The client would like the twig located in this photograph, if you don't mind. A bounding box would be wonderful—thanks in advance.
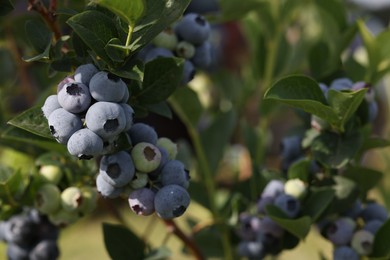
[163,219,205,260]
[27,0,61,41]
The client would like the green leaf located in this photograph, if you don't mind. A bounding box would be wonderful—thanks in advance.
[136,57,184,104]
[0,0,13,16]
[129,0,191,53]
[311,131,362,168]
[144,246,171,260]
[361,137,390,151]
[287,158,311,182]
[23,20,52,62]
[169,87,203,127]
[327,88,367,131]
[266,205,311,240]
[219,0,263,21]
[105,38,127,62]
[264,75,339,126]
[371,219,390,258]
[7,106,52,139]
[301,188,335,222]
[192,224,224,258]
[95,0,144,25]
[145,102,173,119]
[343,166,383,195]
[67,10,118,65]
[102,223,145,260]
[200,110,237,173]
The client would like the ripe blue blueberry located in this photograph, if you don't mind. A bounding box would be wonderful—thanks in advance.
[329,78,353,91]
[191,42,212,69]
[131,142,162,173]
[29,239,60,260]
[74,63,98,85]
[181,60,196,85]
[280,135,302,161]
[259,216,284,238]
[341,200,362,219]
[89,71,128,102]
[360,202,388,222]
[85,101,127,139]
[363,219,384,235]
[96,173,123,199]
[368,100,378,122]
[237,241,264,259]
[174,13,210,45]
[273,193,301,218]
[41,95,61,119]
[261,180,285,199]
[325,217,356,246]
[148,147,170,180]
[160,160,190,188]
[154,184,190,219]
[57,76,75,93]
[128,122,158,145]
[144,47,174,63]
[67,128,104,159]
[121,103,134,131]
[236,213,261,241]
[128,188,156,216]
[333,246,359,260]
[257,196,274,214]
[100,151,135,187]
[48,108,83,144]
[57,82,91,113]
[7,243,30,260]
[351,229,374,255]
[3,215,35,246]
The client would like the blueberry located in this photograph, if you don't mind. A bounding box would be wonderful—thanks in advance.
[352,81,375,102]
[174,13,210,45]
[341,200,362,219]
[148,147,170,180]
[48,108,83,144]
[85,101,127,139]
[79,186,98,215]
[280,135,302,162]
[129,172,149,189]
[256,196,274,214]
[181,60,196,85]
[261,180,285,199]
[259,216,284,239]
[57,76,75,93]
[128,122,158,145]
[100,151,135,187]
[157,137,178,160]
[131,142,162,173]
[284,178,307,199]
[143,47,174,63]
[35,183,61,215]
[160,160,190,188]
[237,241,264,259]
[191,42,212,69]
[329,78,354,91]
[96,173,123,199]
[333,246,359,260]
[89,71,127,102]
[176,41,196,59]
[351,229,374,255]
[0,221,7,241]
[154,184,190,219]
[360,202,388,222]
[236,213,261,241]
[7,242,30,260]
[60,187,83,212]
[48,208,79,227]
[319,83,329,95]
[120,103,134,131]
[38,165,63,185]
[368,100,378,122]
[41,95,61,119]
[128,188,156,216]
[4,215,35,246]
[363,219,384,235]
[273,193,300,218]
[152,29,178,50]
[120,85,130,103]
[67,128,104,159]
[57,82,91,113]
[29,239,60,260]
[74,63,98,85]
[325,217,356,246]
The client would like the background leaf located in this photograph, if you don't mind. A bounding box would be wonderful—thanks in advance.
[371,219,390,258]
[0,0,13,16]
[95,0,145,25]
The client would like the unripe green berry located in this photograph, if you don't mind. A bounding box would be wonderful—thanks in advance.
[131,142,162,173]
[39,165,63,185]
[152,29,178,50]
[79,186,97,215]
[35,183,61,214]
[176,41,196,59]
[61,187,83,212]
[284,179,307,199]
[157,137,178,160]
[129,172,149,189]
[48,208,79,227]
[351,230,374,255]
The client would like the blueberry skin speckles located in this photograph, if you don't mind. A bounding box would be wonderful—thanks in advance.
[74,63,99,85]
[67,128,104,159]
[160,160,190,188]
[89,71,127,102]
[48,108,83,144]
[41,95,61,119]
[57,82,92,113]
[154,184,190,219]
[128,188,156,216]
[85,101,127,139]
[174,13,210,45]
[99,151,135,187]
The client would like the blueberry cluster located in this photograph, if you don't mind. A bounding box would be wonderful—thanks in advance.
[0,209,60,260]
[33,157,97,227]
[138,12,213,85]
[96,123,191,220]
[319,200,389,259]
[41,63,133,159]
[236,179,307,259]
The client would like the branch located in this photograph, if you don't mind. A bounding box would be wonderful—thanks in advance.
[27,0,61,41]
[163,219,205,260]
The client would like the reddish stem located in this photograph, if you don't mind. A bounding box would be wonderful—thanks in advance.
[163,219,205,260]
[27,0,61,40]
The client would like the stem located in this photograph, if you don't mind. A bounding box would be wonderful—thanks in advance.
[125,24,134,56]
[163,220,205,260]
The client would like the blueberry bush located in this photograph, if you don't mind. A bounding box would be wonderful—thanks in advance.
[1,0,390,259]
